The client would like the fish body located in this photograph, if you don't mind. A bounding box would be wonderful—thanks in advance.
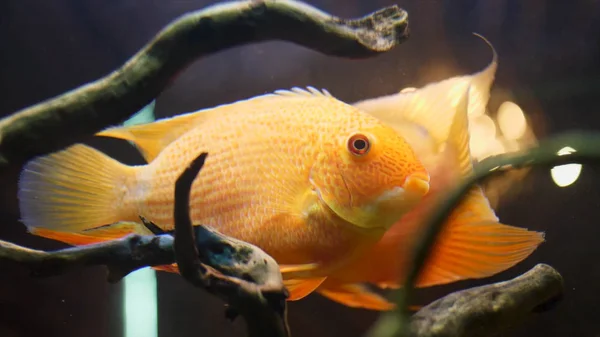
[18,88,431,300]
[17,39,545,309]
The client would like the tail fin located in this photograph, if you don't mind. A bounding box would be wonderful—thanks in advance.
[18,144,140,233]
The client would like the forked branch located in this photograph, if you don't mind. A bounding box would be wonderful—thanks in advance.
[173,153,290,337]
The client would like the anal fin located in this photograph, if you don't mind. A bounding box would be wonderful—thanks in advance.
[279,262,319,278]
[318,283,395,310]
[153,264,180,274]
[284,277,327,301]
[29,221,152,246]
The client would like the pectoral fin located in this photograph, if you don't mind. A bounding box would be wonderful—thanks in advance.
[96,110,211,162]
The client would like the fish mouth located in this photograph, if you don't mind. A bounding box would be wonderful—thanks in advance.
[402,172,431,197]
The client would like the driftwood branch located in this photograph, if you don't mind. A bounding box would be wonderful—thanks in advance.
[365,264,563,337]
[0,221,282,285]
[0,228,563,337]
[0,231,175,282]
[367,131,600,337]
[173,152,289,337]
[0,0,409,170]
[409,264,563,337]
[0,153,288,337]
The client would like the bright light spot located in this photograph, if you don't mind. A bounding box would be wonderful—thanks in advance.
[551,165,582,187]
[557,146,576,156]
[470,136,506,160]
[488,137,507,157]
[500,138,521,153]
[124,268,158,337]
[469,114,501,159]
[550,146,582,187]
[497,101,527,140]
[469,137,488,159]
[400,87,417,93]
[472,114,497,139]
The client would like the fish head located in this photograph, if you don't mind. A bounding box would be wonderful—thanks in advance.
[311,122,430,232]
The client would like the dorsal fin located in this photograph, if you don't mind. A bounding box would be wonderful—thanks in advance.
[97,86,336,162]
[273,86,333,98]
[123,100,156,127]
[445,85,474,178]
[96,110,211,162]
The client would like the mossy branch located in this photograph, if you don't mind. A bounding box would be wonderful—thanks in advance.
[367,131,598,337]
[0,0,409,170]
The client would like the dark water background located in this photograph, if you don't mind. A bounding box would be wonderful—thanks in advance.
[1,0,600,336]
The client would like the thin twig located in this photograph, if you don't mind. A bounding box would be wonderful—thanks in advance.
[173,152,290,337]
[367,130,600,337]
[0,0,409,170]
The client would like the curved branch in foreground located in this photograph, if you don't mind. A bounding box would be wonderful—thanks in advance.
[367,130,600,337]
[0,0,409,170]
[0,155,287,337]
[409,264,563,337]
[173,153,289,337]
[0,220,282,285]
[0,232,175,282]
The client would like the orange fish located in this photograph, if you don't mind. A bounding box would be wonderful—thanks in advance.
[17,87,431,300]
[311,43,545,310]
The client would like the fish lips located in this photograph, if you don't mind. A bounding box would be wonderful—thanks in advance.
[365,172,431,228]
[402,172,431,196]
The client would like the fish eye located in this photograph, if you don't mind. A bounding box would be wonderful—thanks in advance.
[347,133,370,156]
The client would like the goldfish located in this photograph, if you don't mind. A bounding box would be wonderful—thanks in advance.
[310,39,545,310]
[17,87,431,300]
